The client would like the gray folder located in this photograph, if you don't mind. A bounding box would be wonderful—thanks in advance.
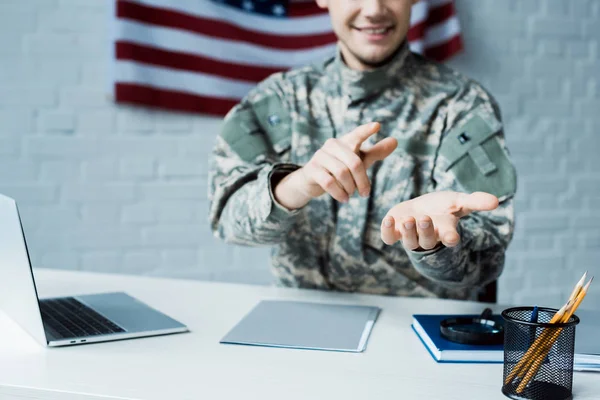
[220,300,381,352]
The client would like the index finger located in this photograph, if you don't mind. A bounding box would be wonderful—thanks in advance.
[341,122,380,153]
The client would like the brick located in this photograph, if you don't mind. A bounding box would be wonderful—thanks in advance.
[80,63,108,85]
[38,111,75,133]
[543,0,570,16]
[492,95,519,117]
[147,266,212,281]
[524,100,573,118]
[528,235,556,251]
[531,18,583,38]
[524,177,567,195]
[0,86,55,107]
[583,21,600,38]
[567,41,591,59]
[24,137,98,157]
[69,229,142,249]
[522,213,569,232]
[119,158,156,179]
[22,33,78,56]
[512,38,536,55]
[558,193,585,209]
[121,203,155,224]
[143,225,203,246]
[574,178,600,195]
[28,229,66,247]
[572,1,593,18]
[530,59,573,78]
[212,268,272,286]
[161,250,198,267]
[0,1,57,11]
[37,10,105,33]
[232,246,271,268]
[0,35,24,56]
[123,250,160,273]
[578,100,600,118]
[61,184,136,202]
[539,40,563,57]
[59,87,110,108]
[81,204,120,224]
[573,216,600,229]
[0,65,78,88]
[0,11,36,33]
[32,206,81,229]
[116,109,156,132]
[158,159,205,178]
[568,251,600,271]
[81,159,118,181]
[155,114,194,132]
[198,239,235,267]
[39,160,80,181]
[0,184,57,204]
[507,140,544,156]
[579,63,600,81]
[531,196,558,210]
[77,111,115,134]
[99,138,181,157]
[510,80,537,97]
[538,80,565,99]
[155,202,196,223]
[581,232,600,249]
[0,159,38,180]
[552,233,579,251]
[139,182,207,200]
[40,251,79,270]
[532,160,562,175]
[58,0,106,10]
[517,290,564,307]
[81,251,122,272]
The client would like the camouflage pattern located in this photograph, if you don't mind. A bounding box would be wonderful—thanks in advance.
[208,41,516,300]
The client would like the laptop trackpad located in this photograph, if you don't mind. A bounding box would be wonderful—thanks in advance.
[75,292,186,333]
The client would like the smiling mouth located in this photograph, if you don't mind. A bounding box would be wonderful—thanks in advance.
[354,27,394,35]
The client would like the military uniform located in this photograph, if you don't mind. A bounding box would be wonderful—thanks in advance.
[208,41,517,300]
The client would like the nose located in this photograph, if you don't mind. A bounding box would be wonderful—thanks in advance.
[361,0,386,17]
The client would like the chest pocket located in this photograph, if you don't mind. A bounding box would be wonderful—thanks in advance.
[219,95,292,163]
[438,112,517,201]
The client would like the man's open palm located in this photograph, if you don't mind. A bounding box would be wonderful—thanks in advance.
[380,191,499,250]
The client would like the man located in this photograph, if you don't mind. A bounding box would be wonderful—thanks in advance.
[208,0,517,300]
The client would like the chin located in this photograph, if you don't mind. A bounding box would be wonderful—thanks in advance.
[357,49,398,67]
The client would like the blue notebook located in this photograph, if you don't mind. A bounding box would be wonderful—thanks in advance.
[411,314,503,363]
[413,311,600,370]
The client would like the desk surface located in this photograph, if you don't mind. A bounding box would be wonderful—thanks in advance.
[0,269,597,400]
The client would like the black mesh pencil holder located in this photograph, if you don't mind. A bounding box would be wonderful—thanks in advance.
[501,307,579,400]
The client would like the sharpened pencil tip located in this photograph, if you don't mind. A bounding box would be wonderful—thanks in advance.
[578,271,588,286]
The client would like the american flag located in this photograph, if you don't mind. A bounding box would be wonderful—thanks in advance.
[113,0,463,116]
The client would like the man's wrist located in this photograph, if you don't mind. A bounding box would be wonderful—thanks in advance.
[272,168,312,210]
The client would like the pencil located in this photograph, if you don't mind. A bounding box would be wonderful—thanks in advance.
[515,277,593,393]
[504,272,591,386]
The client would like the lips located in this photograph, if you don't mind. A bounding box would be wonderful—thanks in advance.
[358,27,391,34]
[353,25,394,41]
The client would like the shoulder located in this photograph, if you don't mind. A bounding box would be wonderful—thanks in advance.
[228,53,334,117]
[218,54,334,162]
[406,53,500,116]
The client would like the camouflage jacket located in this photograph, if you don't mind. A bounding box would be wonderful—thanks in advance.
[208,41,517,300]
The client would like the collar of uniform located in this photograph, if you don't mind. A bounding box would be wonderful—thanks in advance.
[335,40,411,102]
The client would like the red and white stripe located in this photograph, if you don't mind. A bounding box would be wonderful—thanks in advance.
[113,0,463,116]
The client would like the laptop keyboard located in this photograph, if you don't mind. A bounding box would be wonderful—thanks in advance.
[40,297,126,339]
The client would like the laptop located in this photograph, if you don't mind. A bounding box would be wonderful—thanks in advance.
[0,193,189,347]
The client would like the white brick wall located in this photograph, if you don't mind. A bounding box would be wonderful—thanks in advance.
[0,0,598,309]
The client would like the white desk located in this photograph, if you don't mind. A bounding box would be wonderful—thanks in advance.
[0,269,597,400]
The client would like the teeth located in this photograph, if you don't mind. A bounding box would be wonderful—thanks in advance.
[363,28,387,34]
